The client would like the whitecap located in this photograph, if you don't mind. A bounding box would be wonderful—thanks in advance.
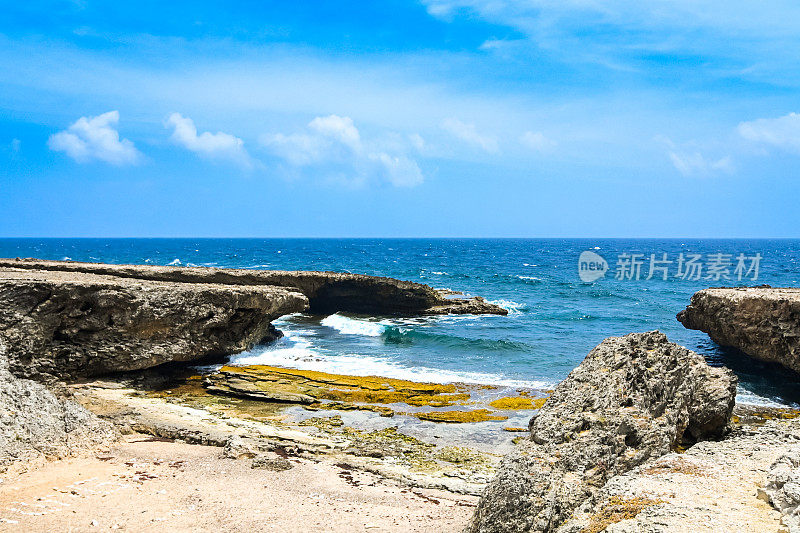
[321,313,386,337]
[487,299,529,314]
[167,258,182,266]
[233,345,551,389]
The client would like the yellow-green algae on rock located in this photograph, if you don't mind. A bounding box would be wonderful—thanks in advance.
[201,364,546,425]
[489,395,548,410]
[208,365,469,406]
[410,409,508,423]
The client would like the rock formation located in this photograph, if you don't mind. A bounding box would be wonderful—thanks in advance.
[761,449,800,533]
[678,287,800,374]
[0,267,307,380]
[467,331,737,533]
[0,258,507,316]
[0,259,505,380]
[0,343,116,473]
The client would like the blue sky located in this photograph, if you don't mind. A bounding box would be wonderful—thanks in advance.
[2,1,800,237]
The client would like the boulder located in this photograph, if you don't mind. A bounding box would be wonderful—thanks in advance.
[0,344,116,473]
[0,268,307,380]
[678,287,800,374]
[467,331,737,533]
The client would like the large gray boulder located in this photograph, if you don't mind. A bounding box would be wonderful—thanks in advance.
[0,344,116,473]
[0,268,307,380]
[467,331,737,533]
[678,287,800,374]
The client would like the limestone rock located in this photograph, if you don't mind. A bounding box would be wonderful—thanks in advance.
[0,258,507,316]
[0,268,307,380]
[762,449,800,533]
[251,455,294,471]
[467,331,737,533]
[0,345,116,473]
[678,287,800,374]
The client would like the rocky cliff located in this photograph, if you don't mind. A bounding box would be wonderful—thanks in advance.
[0,258,507,316]
[0,267,307,380]
[0,259,506,380]
[467,331,737,533]
[678,287,800,374]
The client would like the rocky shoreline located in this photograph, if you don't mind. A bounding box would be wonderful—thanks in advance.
[678,286,800,374]
[2,261,800,531]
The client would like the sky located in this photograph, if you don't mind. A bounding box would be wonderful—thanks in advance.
[2,1,800,237]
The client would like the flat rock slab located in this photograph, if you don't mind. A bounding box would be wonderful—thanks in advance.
[0,267,307,379]
[0,258,507,316]
[678,287,800,374]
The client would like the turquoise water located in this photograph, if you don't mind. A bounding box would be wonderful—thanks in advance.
[3,238,799,406]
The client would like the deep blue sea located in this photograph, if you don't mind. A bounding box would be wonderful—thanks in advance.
[3,238,800,407]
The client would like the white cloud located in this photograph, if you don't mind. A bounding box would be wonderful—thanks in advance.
[441,118,499,153]
[659,136,733,177]
[261,114,425,187]
[309,115,361,150]
[369,153,424,187]
[737,112,800,153]
[668,151,733,177]
[166,113,253,168]
[408,133,426,152]
[48,111,141,165]
[520,131,556,152]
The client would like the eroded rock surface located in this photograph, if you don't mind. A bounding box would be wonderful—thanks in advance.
[0,344,116,473]
[0,258,507,316]
[560,409,800,532]
[467,331,737,533]
[761,448,800,533]
[678,287,800,374]
[0,268,307,379]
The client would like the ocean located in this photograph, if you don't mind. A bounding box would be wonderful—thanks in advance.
[3,238,799,407]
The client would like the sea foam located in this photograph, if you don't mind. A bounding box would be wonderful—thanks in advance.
[321,313,386,337]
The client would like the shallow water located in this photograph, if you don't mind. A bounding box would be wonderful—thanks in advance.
[3,238,800,406]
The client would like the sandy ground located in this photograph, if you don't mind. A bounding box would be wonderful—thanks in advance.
[0,435,477,533]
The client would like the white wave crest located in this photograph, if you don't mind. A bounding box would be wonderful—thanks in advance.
[488,299,529,314]
[233,347,550,389]
[321,313,386,337]
[229,321,551,389]
[167,258,182,266]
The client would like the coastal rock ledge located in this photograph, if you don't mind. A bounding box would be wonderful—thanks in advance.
[0,267,307,380]
[678,287,800,374]
[467,331,737,533]
[0,258,508,316]
[0,258,505,380]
